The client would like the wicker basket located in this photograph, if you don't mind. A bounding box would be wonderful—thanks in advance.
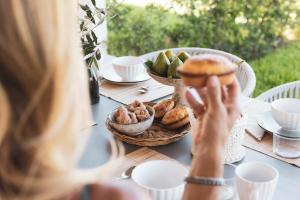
[106,119,190,146]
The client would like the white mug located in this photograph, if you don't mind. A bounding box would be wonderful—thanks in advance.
[235,162,279,200]
[131,160,188,200]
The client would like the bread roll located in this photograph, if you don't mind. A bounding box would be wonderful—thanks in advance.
[177,54,237,87]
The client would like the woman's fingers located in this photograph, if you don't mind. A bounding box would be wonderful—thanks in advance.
[206,76,222,109]
[226,77,240,105]
[195,87,207,107]
[221,86,228,102]
[225,78,242,128]
[185,90,206,117]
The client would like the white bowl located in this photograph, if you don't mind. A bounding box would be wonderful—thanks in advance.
[271,98,300,130]
[113,56,145,81]
[132,160,188,200]
[107,105,154,136]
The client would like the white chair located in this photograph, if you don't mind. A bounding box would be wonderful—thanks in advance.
[256,81,300,102]
[140,47,256,97]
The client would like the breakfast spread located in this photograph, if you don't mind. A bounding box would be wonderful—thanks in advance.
[115,100,150,124]
[145,50,191,78]
[177,54,237,87]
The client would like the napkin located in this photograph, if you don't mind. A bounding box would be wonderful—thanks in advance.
[245,114,266,141]
[241,97,271,141]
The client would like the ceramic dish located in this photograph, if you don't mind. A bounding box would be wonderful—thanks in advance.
[271,98,300,130]
[107,105,154,136]
[102,68,150,85]
[113,56,145,81]
[257,111,300,138]
[131,160,188,200]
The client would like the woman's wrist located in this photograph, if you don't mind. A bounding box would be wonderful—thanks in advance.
[190,144,224,178]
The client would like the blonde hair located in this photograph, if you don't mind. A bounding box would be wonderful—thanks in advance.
[0,1,122,199]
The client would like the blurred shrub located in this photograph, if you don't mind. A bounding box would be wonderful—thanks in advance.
[107,0,299,60]
[250,42,300,96]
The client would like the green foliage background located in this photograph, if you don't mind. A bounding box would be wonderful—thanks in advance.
[250,42,300,96]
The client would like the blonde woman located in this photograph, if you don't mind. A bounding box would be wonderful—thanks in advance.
[0,0,240,200]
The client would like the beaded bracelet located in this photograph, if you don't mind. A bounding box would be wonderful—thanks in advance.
[184,176,225,186]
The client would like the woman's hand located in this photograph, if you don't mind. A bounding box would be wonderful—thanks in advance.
[182,76,241,200]
[186,76,241,151]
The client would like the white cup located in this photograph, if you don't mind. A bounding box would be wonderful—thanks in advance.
[235,162,279,200]
[112,56,145,81]
[131,160,188,200]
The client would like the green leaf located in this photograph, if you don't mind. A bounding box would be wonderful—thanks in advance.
[91,0,96,6]
[80,21,84,31]
[96,49,101,60]
[80,4,89,11]
[83,43,95,50]
[84,46,95,56]
[86,35,93,45]
[91,31,98,44]
[86,57,92,67]
[86,10,95,24]
[144,60,153,68]
[93,57,99,70]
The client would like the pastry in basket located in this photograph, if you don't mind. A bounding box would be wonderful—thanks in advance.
[161,106,189,130]
[153,99,175,118]
[177,54,237,87]
[115,101,150,125]
[115,106,133,124]
[128,100,150,121]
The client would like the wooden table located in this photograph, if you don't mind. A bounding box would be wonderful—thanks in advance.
[79,94,300,200]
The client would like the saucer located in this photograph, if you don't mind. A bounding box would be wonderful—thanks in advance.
[257,111,300,138]
[102,68,150,85]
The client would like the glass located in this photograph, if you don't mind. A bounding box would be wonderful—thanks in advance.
[273,133,300,158]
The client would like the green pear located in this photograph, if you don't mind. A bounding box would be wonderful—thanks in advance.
[144,60,153,69]
[177,51,191,63]
[164,50,176,62]
[168,57,183,78]
[153,52,170,76]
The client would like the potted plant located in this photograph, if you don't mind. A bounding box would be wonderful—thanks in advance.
[79,1,106,104]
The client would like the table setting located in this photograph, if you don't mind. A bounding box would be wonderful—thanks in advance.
[88,47,300,200]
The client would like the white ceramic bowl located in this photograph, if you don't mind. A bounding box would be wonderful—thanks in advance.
[132,160,188,200]
[107,105,154,136]
[113,56,145,81]
[271,98,300,130]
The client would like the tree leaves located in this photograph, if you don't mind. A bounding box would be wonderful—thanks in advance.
[80,0,104,69]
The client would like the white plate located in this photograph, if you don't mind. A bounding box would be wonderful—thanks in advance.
[257,111,300,138]
[102,68,150,85]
